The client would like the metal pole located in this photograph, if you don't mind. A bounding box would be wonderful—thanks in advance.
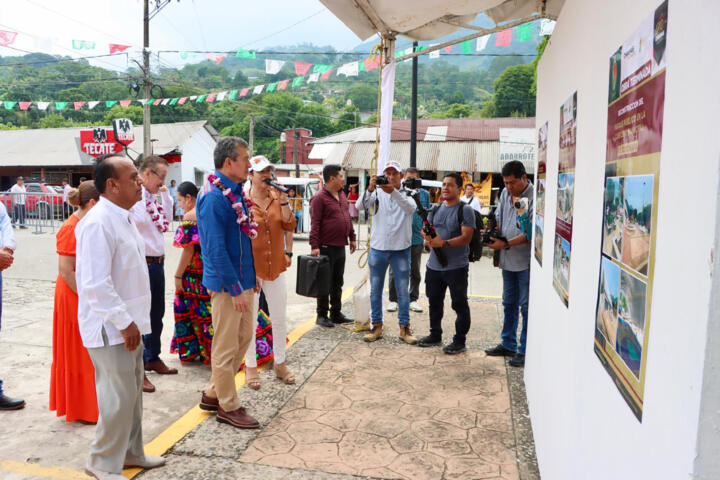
[142,0,152,158]
[249,114,255,156]
[293,131,300,178]
[410,41,418,169]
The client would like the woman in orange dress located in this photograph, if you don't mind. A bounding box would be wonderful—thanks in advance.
[49,181,100,423]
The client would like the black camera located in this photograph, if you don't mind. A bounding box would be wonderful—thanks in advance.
[402,177,422,190]
[376,175,389,185]
[481,214,506,245]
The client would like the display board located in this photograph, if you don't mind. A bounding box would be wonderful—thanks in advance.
[594,0,667,421]
[534,122,548,265]
[552,93,576,306]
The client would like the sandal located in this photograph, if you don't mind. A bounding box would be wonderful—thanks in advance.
[274,363,296,385]
[245,368,261,390]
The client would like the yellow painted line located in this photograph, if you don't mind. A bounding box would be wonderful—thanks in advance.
[469,294,502,299]
[0,287,354,480]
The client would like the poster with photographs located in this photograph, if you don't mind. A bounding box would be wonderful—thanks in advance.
[594,0,667,422]
[552,93,576,306]
[534,122,548,265]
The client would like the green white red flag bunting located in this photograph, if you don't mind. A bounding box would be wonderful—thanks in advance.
[265,59,285,74]
[74,101,86,110]
[294,62,312,75]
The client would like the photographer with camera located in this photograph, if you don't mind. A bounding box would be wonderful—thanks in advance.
[356,161,418,344]
[484,160,534,367]
[416,172,475,354]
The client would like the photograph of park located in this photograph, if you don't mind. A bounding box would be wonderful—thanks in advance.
[617,269,647,378]
[557,172,574,224]
[552,233,571,305]
[621,175,654,276]
[596,256,620,347]
[535,214,544,264]
[602,176,625,261]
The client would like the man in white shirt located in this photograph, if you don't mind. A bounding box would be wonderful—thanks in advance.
[130,156,175,393]
[0,201,22,410]
[460,183,483,214]
[76,154,165,480]
[62,179,72,218]
[356,161,418,344]
[9,177,27,229]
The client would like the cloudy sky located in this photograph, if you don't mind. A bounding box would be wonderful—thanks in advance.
[0,0,364,70]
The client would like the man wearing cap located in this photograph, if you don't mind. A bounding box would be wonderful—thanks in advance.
[9,177,27,229]
[356,161,418,344]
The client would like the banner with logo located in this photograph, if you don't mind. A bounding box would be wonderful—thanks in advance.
[593,0,667,422]
[534,122,548,265]
[79,128,124,157]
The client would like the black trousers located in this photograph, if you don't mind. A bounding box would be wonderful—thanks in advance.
[426,266,471,345]
[389,244,424,303]
[316,245,346,318]
[143,263,165,364]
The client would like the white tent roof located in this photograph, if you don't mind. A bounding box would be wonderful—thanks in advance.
[320,0,564,41]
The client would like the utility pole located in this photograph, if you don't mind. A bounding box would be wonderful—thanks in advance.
[410,41,418,169]
[142,0,151,158]
[293,131,300,178]
[249,115,255,156]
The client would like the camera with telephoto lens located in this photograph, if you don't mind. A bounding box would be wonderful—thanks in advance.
[482,213,506,245]
[514,197,529,211]
[375,175,389,185]
[402,177,422,190]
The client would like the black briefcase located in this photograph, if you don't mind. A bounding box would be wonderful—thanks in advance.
[296,255,331,298]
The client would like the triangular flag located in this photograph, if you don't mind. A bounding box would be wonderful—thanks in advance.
[106,100,118,108]
[178,97,188,105]
[313,64,332,73]
[539,19,556,36]
[307,72,320,83]
[291,76,304,87]
[196,95,207,103]
[239,88,250,97]
[205,93,217,103]
[443,45,453,54]
[517,22,534,42]
[321,68,334,80]
[461,40,472,54]
[18,101,32,111]
[476,35,490,51]
[0,30,18,47]
[294,62,312,75]
[161,98,171,105]
[277,79,289,90]
[189,96,197,101]
[235,49,256,59]
[3,101,16,110]
[217,91,228,101]
[358,61,366,72]
[73,101,86,110]
[337,62,358,76]
[364,57,380,71]
[72,40,95,50]
[119,99,132,107]
[109,43,131,54]
[87,101,100,110]
[253,85,264,95]
[228,90,238,100]
[55,101,68,111]
[169,98,179,105]
[37,101,50,111]
[495,28,512,46]
[266,82,277,92]
[429,43,440,59]
[203,53,225,65]
[265,59,285,75]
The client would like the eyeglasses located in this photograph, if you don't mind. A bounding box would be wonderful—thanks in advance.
[150,169,166,182]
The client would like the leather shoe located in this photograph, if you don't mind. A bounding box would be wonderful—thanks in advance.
[509,354,525,367]
[0,394,25,410]
[144,359,178,375]
[484,344,516,357]
[417,335,442,348]
[443,342,467,355]
[142,375,155,393]
[217,406,259,429]
[84,466,125,480]
[199,392,219,411]
[330,313,353,324]
[124,454,165,469]
[316,316,334,328]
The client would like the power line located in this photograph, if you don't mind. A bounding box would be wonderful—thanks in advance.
[0,46,131,67]
[239,8,326,48]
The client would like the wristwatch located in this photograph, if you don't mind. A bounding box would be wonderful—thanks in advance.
[285,251,293,258]
[504,240,510,250]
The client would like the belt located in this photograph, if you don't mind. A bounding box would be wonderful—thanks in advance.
[146,255,165,265]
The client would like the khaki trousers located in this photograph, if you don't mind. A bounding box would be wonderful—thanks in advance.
[205,290,254,411]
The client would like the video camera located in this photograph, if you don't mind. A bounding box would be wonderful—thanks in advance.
[402,177,423,190]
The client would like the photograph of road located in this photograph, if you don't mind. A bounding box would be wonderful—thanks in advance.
[536,178,546,215]
[552,233,571,304]
[534,214,544,265]
[617,269,647,378]
[621,175,654,276]
[596,256,620,347]
[602,177,625,261]
[557,173,574,224]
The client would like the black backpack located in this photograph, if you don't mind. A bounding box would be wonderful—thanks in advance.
[429,204,484,262]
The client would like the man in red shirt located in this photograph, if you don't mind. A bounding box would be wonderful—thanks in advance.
[310,165,357,328]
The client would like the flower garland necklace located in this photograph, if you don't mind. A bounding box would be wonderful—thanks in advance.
[145,191,169,233]
[208,174,258,239]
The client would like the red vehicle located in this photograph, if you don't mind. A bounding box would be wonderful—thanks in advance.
[2,183,65,219]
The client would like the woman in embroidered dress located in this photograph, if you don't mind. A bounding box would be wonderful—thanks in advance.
[170,182,213,364]
[50,181,100,423]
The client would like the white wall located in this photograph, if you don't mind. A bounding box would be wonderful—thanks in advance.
[526,1,720,479]
[166,127,216,187]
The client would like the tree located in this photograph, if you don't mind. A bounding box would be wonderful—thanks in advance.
[493,63,535,117]
[296,103,335,137]
[104,105,143,125]
[39,114,73,128]
[347,83,378,111]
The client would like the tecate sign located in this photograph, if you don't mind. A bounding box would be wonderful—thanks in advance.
[79,128,124,157]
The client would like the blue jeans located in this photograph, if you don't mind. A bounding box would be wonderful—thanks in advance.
[501,269,530,355]
[294,211,302,232]
[143,263,165,364]
[369,247,410,326]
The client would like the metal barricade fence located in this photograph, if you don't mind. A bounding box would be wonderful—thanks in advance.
[3,191,74,234]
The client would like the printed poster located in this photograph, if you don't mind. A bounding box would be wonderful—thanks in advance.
[534,122,548,265]
[594,0,667,421]
[552,93,576,306]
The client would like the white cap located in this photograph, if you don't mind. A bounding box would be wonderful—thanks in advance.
[383,160,402,173]
[250,155,274,172]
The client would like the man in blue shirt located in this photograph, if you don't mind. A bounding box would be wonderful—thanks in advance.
[197,137,259,429]
[388,167,429,314]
